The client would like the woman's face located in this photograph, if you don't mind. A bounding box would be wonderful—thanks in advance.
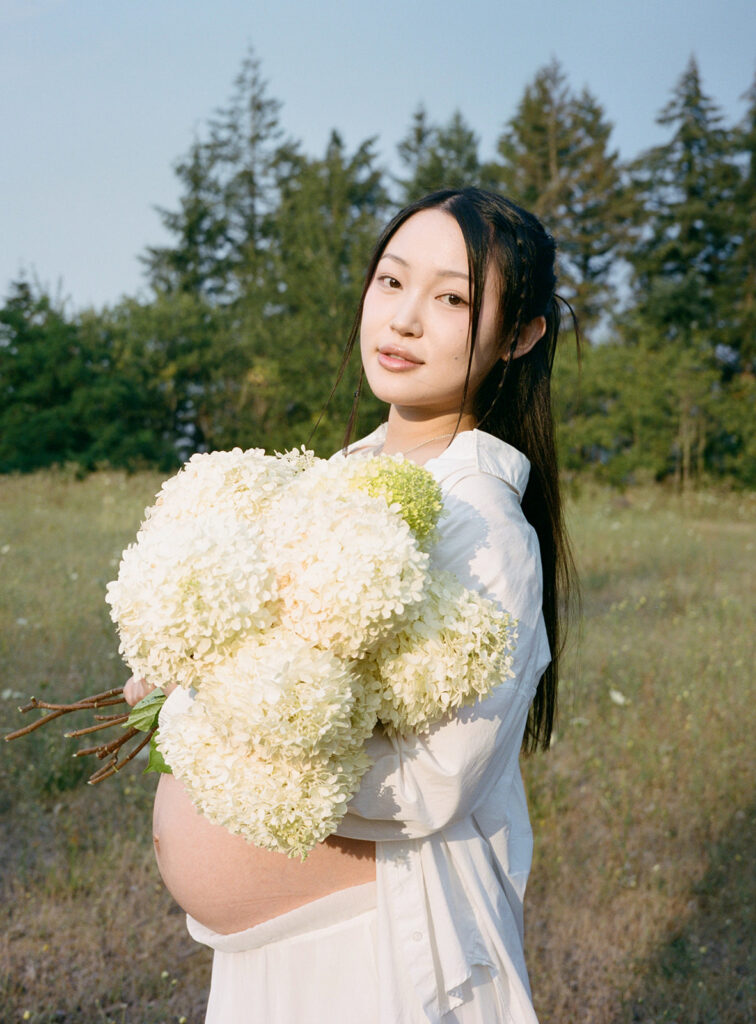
[360,209,502,420]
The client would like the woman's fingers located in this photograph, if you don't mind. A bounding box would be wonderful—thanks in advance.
[123,675,151,707]
[123,676,178,705]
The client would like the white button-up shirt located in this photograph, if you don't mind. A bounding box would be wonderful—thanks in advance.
[334,425,550,1024]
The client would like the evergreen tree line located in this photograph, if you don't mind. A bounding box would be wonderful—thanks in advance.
[2,52,755,486]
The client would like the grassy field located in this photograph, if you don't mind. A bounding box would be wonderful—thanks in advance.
[0,470,753,1023]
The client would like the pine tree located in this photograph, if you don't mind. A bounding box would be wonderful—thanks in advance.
[207,48,290,296]
[566,88,632,326]
[728,71,756,367]
[396,106,436,201]
[142,47,289,306]
[141,139,232,300]
[396,107,484,203]
[136,48,302,452]
[492,59,572,217]
[626,56,740,349]
[233,131,390,453]
[491,59,630,333]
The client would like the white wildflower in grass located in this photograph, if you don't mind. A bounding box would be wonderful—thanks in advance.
[362,569,518,736]
[609,688,630,707]
[106,512,277,691]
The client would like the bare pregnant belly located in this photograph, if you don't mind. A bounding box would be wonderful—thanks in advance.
[152,773,376,935]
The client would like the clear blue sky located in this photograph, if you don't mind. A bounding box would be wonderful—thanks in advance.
[2,0,754,311]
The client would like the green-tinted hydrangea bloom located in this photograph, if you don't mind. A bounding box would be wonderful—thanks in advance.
[350,456,444,546]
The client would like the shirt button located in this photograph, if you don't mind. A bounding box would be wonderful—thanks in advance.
[412,931,423,942]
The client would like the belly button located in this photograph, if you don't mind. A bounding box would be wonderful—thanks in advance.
[153,835,160,850]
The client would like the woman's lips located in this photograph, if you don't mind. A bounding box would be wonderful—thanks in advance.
[377,348,422,371]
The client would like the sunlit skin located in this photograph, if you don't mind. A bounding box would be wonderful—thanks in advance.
[360,208,546,462]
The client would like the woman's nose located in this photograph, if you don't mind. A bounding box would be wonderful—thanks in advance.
[390,295,423,337]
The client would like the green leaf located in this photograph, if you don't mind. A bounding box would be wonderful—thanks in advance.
[127,690,166,732]
[144,731,172,775]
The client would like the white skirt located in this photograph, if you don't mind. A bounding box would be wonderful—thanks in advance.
[187,883,511,1024]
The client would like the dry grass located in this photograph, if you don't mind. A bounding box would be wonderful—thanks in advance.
[0,470,212,1024]
[525,485,755,1023]
[1,472,754,1022]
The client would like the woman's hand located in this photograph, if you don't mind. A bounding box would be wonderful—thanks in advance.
[123,676,177,706]
[123,676,153,707]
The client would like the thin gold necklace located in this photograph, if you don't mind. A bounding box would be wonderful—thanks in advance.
[394,431,456,457]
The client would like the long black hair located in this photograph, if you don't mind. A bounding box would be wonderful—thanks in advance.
[330,187,579,752]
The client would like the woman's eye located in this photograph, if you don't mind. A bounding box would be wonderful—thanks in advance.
[377,274,401,289]
[440,293,467,307]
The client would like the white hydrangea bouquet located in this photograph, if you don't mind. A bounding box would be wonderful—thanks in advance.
[9,447,517,859]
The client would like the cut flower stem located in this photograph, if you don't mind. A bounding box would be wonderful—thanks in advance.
[4,686,157,784]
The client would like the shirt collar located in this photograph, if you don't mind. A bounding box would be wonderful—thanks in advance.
[346,423,531,500]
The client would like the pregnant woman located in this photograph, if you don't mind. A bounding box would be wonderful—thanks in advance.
[125,186,578,1024]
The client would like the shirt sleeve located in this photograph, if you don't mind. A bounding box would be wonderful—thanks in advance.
[335,470,551,842]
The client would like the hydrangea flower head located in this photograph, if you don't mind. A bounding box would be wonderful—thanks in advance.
[360,569,518,736]
[106,512,277,691]
[348,455,444,546]
[157,641,375,858]
[144,447,305,529]
[270,460,429,658]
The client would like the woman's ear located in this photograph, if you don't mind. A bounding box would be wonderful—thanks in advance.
[504,316,547,361]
